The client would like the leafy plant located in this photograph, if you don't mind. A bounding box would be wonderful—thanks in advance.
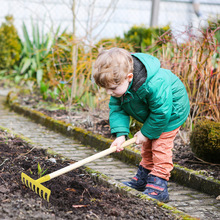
[37,162,48,177]
[40,81,50,100]
[3,136,9,145]
[17,20,62,85]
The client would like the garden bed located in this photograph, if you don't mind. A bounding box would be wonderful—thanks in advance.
[0,129,184,219]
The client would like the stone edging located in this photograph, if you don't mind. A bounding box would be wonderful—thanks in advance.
[0,125,195,220]
[6,92,220,197]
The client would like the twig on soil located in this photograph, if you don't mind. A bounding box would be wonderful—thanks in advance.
[12,146,37,162]
[86,211,99,219]
[194,156,220,166]
[80,188,92,202]
[185,160,219,166]
[0,175,6,184]
[0,159,9,167]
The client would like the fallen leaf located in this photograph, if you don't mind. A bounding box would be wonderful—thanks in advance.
[65,188,76,192]
[72,204,88,208]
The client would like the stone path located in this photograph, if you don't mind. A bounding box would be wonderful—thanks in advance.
[0,94,219,219]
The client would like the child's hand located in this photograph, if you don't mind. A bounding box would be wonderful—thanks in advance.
[110,136,126,152]
[134,131,149,145]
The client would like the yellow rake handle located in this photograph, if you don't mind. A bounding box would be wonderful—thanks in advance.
[37,137,136,184]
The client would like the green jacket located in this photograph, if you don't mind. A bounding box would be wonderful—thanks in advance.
[109,53,190,139]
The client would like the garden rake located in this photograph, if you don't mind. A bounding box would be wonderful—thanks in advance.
[21,137,136,202]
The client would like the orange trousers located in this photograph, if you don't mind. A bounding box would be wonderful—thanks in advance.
[140,127,180,181]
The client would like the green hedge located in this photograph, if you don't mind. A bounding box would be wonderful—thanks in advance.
[190,120,220,164]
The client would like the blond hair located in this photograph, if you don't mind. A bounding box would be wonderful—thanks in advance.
[93,47,133,88]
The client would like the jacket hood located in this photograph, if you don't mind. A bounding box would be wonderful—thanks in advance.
[131,53,161,83]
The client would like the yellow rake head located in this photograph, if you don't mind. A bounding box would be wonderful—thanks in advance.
[21,172,51,202]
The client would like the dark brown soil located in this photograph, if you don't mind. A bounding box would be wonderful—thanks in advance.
[0,130,179,219]
[18,94,220,181]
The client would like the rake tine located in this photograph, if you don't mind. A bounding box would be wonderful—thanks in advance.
[44,190,50,201]
[43,192,47,201]
[26,179,29,188]
[29,181,32,190]
[31,182,35,191]
[34,185,37,194]
[21,176,25,185]
[22,176,26,185]
[39,188,43,198]
[35,186,40,195]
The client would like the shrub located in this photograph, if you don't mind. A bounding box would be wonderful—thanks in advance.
[190,120,220,163]
[121,25,172,52]
[0,15,21,72]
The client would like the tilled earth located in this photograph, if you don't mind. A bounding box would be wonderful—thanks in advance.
[0,130,180,220]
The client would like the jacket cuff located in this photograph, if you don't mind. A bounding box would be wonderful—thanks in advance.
[116,132,128,138]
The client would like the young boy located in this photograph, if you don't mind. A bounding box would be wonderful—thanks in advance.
[93,47,190,202]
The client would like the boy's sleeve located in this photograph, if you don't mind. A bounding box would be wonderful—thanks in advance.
[109,96,130,137]
[141,78,172,139]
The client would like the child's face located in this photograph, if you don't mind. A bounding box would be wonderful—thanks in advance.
[106,73,133,98]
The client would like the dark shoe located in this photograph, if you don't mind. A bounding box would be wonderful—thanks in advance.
[143,175,169,202]
[123,165,150,191]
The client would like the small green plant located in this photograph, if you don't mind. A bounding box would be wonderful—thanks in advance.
[49,87,60,100]
[40,81,50,100]
[37,162,48,177]
[190,120,220,163]
[90,198,97,202]
[4,136,9,145]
